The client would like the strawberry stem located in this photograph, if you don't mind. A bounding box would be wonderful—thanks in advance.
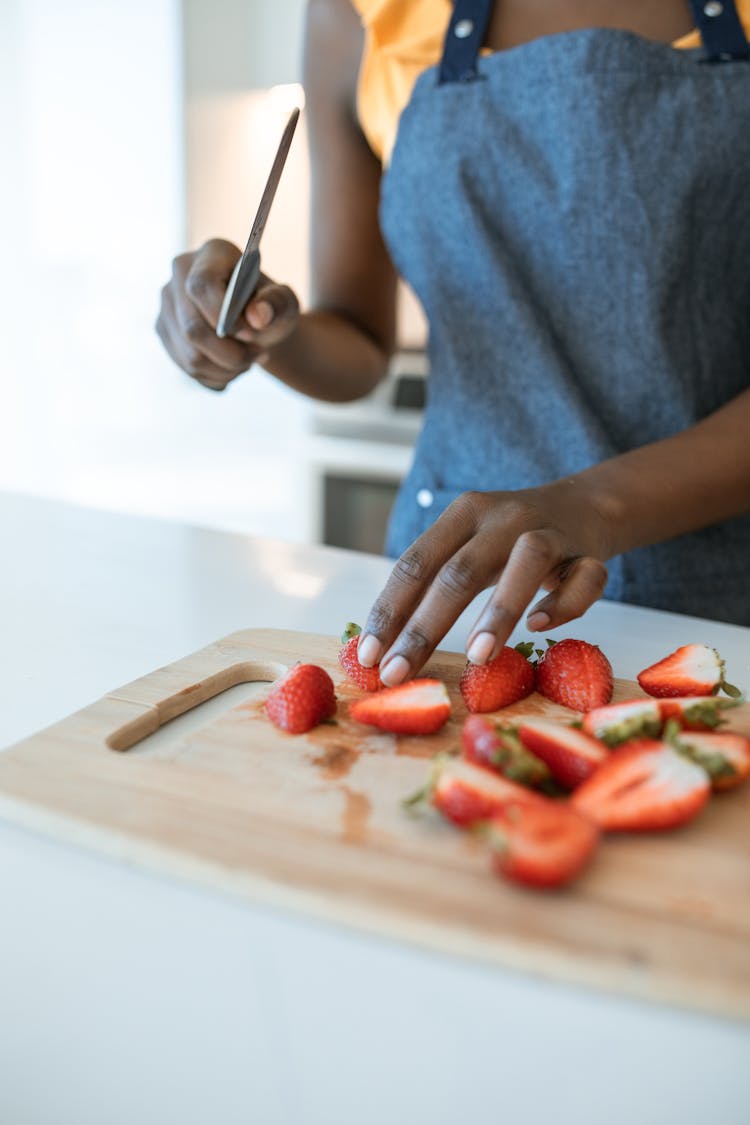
[721,679,743,700]
[341,622,362,643]
[401,752,453,814]
[665,719,738,784]
[402,783,433,811]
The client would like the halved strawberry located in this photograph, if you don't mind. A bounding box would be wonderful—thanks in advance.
[637,644,741,699]
[404,756,542,827]
[265,663,336,734]
[349,678,450,735]
[571,740,710,831]
[668,728,750,791]
[338,624,383,692]
[461,714,552,789]
[516,718,609,789]
[657,694,739,731]
[481,801,599,889]
[535,638,613,712]
[582,698,662,747]
[459,642,535,713]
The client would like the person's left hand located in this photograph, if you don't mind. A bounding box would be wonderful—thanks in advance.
[356,482,613,685]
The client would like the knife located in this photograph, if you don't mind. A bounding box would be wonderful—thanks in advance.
[216,106,300,339]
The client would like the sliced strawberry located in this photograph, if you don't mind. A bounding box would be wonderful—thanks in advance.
[404,756,542,827]
[265,663,336,734]
[657,694,739,730]
[459,642,535,713]
[349,678,451,735]
[571,740,710,831]
[637,643,741,699]
[668,728,750,791]
[582,698,662,747]
[461,714,552,789]
[482,801,599,889]
[517,718,609,789]
[535,638,613,712]
[338,629,383,692]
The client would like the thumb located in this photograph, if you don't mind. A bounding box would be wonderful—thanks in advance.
[234,278,299,344]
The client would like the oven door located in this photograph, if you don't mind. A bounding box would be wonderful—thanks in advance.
[307,351,427,555]
[322,471,400,555]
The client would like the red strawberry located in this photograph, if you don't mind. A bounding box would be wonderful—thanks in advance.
[582,698,663,747]
[536,638,613,712]
[637,644,741,699]
[668,728,750,791]
[349,678,451,735]
[265,663,336,734]
[516,718,609,789]
[571,740,710,831]
[461,714,552,789]
[657,694,739,731]
[404,756,543,827]
[459,642,535,713]
[482,801,599,889]
[338,633,383,692]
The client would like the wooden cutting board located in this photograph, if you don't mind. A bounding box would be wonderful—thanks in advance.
[0,627,748,1020]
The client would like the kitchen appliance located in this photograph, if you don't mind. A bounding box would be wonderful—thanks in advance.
[1,627,748,1020]
[308,350,428,554]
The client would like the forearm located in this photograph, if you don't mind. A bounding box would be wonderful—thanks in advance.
[573,387,750,558]
[261,306,392,403]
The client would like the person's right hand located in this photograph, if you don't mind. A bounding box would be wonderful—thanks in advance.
[156,238,300,391]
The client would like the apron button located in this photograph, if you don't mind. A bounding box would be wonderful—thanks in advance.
[454,19,475,39]
[416,488,434,509]
[703,2,724,15]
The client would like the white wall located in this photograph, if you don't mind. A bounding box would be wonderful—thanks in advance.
[0,0,317,543]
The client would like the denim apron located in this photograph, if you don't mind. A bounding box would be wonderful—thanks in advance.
[380,0,750,625]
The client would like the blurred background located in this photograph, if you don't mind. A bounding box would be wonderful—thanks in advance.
[0,0,427,551]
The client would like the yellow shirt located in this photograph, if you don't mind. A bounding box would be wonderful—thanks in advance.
[351,0,750,163]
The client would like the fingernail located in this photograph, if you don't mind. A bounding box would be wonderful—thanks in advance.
[379,654,410,687]
[527,611,551,631]
[466,631,496,665]
[357,634,382,668]
[246,300,273,330]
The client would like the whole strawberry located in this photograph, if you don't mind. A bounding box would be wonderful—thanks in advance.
[338,623,383,692]
[536,638,613,713]
[459,642,535,713]
[265,663,336,734]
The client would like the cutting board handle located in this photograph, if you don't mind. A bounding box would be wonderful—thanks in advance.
[106,657,287,752]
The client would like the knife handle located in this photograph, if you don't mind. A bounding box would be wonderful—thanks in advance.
[216,248,261,339]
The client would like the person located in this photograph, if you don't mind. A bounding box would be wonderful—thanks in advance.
[157,0,750,687]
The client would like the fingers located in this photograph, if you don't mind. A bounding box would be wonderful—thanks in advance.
[155,238,300,388]
[468,549,608,666]
[156,285,239,389]
[358,494,483,683]
[183,239,240,326]
[526,556,608,631]
[358,490,610,688]
[182,238,298,347]
[465,529,567,663]
[241,280,299,348]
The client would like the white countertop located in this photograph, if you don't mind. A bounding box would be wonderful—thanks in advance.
[1,491,748,1125]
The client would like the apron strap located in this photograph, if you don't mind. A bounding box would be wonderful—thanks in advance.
[439,0,493,83]
[439,0,750,83]
[686,0,750,61]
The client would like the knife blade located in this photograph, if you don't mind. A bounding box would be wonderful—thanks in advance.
[216,106,300,339]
